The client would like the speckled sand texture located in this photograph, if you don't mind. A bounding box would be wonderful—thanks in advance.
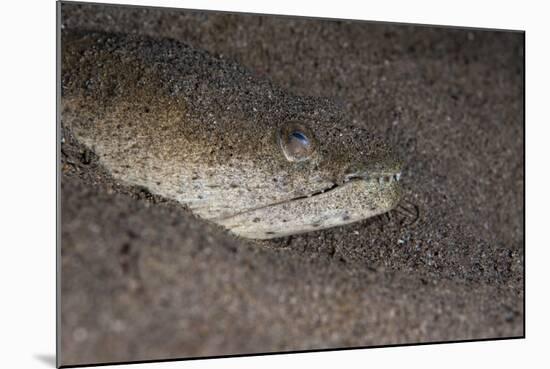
[59,3,524,366]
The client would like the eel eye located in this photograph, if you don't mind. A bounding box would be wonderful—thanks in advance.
[279,123,316,162]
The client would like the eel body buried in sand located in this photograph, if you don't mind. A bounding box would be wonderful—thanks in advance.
[61,31,403,239]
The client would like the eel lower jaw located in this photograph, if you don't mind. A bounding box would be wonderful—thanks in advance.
[223,170,403,218]
[216,171,403,239]
[305,170,403,199]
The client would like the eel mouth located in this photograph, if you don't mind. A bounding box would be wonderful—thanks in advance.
[218,170,403,239]
[300,171,402,200]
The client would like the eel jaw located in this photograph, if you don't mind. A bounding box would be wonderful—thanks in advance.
[217,171,403,239]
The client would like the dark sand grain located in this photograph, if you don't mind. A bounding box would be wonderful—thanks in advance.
[59,3,524,366]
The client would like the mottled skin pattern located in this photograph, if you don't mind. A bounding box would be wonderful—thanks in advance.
[61,31,402,239]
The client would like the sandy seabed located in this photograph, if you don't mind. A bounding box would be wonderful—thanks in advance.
[59,3,524,366]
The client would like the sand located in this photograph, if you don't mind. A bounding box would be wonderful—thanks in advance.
[59,2,524,366]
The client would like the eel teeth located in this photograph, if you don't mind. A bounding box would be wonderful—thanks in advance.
[346,172,401,185]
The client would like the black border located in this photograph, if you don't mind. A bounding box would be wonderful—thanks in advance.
[56,1,62,368]
[522,30,526,339]
[56,1,526,367]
